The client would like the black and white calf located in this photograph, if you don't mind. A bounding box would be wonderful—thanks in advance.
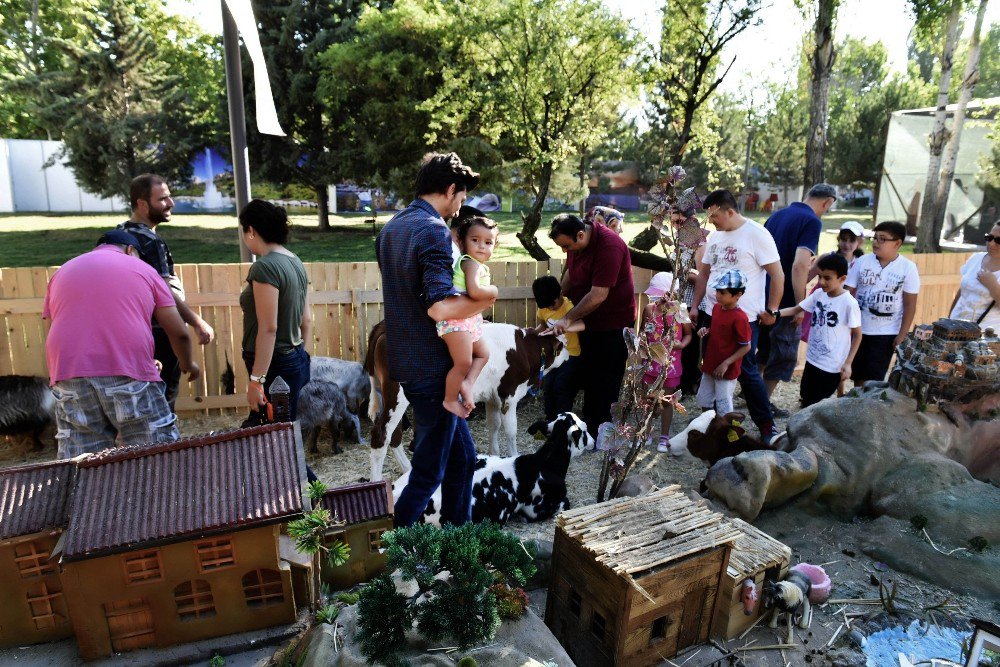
[392,412,594,526]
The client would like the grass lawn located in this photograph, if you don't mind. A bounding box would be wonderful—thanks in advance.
[0,206,883,268]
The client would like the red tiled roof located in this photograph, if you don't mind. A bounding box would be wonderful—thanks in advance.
[320,480,393,526]
[62,423,307,560]
[0,460,74,541]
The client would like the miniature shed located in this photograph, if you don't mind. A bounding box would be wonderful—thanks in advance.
[545,485,742,666]
[711,517,792,639]
[0,459,75,648]
[319,480,394,590]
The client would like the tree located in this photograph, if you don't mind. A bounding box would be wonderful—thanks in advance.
[800,0,840,187]
[245,0,364,230]
[319,0,463,198]
[976,24,1000,97]
[755,80,809,202]
[31,0,218,200]
[911,0,964,252]
[634,0,762,251]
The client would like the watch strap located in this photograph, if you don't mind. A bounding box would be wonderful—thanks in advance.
[250,373,267,385]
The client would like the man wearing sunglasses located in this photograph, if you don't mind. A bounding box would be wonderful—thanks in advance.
[845,221,920,386]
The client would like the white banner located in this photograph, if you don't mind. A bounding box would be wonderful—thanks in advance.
[223,0,286,137]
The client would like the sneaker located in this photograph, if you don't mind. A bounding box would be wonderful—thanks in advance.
[657,442,669,453]
[769,402,790,418]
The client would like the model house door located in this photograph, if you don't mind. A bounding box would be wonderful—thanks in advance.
[104,598,155,653]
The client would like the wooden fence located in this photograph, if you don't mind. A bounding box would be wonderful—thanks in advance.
[0,254,971,414]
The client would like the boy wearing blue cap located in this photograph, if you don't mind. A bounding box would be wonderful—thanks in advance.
[696,268,752,416]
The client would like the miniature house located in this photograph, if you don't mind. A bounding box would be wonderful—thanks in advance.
[710,517,791,639]
[0,423,313,661]
[892,319,1000,402]
[319,480,394,590]
[545,485,741,666]
[0,459,76,647]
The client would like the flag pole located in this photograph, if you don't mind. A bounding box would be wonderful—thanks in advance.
[222,0,252,262]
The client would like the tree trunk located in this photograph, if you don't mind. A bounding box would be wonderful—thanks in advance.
[516,161,553,261]
[915,3,962,253]
[803,0,837,187]
[928,0,988,247]
[316,185,330,231]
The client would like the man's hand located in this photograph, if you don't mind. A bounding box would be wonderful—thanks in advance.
[758,310,777,326]
[193,318,215,345]
[840,363,852,381]
[697,327,709,338]
[712,361,730,379]
[552,317,572,335]
[689,306,699,323]
[182,362,202,382]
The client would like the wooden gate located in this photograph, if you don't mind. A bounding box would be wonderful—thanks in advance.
[104,598,155,653]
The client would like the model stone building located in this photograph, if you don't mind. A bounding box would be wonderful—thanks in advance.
[546,486,742,666]
[319,480,394,589]
[0,423,312,660]
[891,318,1000,403]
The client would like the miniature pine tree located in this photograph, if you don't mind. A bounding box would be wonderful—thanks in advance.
[355,574,412,667]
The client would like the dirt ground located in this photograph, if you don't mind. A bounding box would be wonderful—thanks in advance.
[3,378,996,667]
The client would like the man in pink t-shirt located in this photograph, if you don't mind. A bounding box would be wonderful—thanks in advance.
[43,230,201,458]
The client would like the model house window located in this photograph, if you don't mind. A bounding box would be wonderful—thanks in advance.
[174,580,216,620]
[122,550,162,585]
[26,581,67,630]
[651,616,667,642]
[13,540,56,578]
[323,531,346,547]
[569,589,582,617]
[368,529,387,553]
[196,537,235,572]
[591,611,607,642]
[242,569,284,608]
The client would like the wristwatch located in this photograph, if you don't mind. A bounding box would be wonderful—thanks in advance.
[249,373,267,385]
[768,308,780,320]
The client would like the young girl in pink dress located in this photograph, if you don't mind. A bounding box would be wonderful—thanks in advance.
[640,272,692,452]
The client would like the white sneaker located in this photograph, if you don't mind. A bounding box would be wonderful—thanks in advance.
[656,441,669,453]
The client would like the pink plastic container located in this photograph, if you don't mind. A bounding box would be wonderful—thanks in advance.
[790,563,831,604]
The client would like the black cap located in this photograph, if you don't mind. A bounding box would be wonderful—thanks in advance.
[96,229,141,250]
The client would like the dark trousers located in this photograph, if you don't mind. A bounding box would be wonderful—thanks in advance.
[394,378,476,528]
[543,355,579,421]
[800,362,842,408]
[699,311,774,434]
[153,327,181,412]
[243,346,316,482]
[578,329,628,437]
[242,345,311,421]
[679,332,702,394]
[852,334,897,385]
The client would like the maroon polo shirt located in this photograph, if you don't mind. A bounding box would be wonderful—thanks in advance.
[565,223,636,331]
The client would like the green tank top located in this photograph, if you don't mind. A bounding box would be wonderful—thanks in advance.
[452,255,491,293]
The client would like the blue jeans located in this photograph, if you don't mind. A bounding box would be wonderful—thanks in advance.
[737,321,774,432]
[543,355,579,421]
[394,378,476,527]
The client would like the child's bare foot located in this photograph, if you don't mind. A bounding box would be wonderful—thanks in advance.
[443,398,470,419]
[459,381,476,411]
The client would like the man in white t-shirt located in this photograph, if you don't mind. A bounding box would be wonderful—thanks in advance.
[689,189,784,443]
[845,221,920,386]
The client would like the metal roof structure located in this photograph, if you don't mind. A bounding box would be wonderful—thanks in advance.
[319,480,393,526]
[0,459,74,541]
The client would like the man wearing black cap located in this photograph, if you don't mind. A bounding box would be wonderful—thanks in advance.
[42,231,201,458]
[117,174,214,411]
[759,183,835,413]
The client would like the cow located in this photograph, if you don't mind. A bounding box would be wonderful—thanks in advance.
[364,320,568,481]
[667,411,779,466]
[392,412,594,526]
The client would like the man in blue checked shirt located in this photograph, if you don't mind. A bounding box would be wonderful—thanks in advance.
[376,153,493,527]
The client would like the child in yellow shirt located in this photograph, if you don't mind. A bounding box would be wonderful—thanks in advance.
[532,276,584,420]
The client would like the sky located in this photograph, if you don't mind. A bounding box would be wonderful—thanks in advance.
[169,0,1000,99]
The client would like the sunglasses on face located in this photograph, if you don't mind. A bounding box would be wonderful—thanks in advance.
[985,234,1000,244]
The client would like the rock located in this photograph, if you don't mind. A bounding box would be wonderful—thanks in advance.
[524,538,553,590]
[326,604,575,667]
[703,446,817,520]
[614,473,655,497]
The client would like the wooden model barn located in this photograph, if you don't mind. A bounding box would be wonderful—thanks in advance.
[319,480,394,589]
[545,486,742,666]
[0,423,313,661]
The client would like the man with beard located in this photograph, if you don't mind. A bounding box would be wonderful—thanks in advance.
[118,174,215,411]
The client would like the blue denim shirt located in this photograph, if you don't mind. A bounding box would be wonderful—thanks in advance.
[376,199,458,383]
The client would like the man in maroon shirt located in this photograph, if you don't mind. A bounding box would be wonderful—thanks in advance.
[549,214,636,436]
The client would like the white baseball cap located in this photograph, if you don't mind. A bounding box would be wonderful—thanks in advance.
[839,221,869,238]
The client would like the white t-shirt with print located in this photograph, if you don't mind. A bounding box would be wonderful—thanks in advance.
[701,220,781,322]
[799,290,862,373]
[845,253,920,335]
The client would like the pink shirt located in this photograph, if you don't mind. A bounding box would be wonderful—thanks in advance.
[43,246,175,384]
